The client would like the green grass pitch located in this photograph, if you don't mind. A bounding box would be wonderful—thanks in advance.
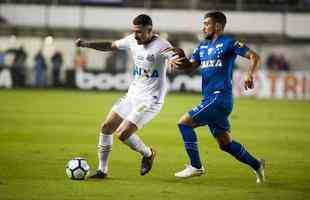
[1,89,310,200]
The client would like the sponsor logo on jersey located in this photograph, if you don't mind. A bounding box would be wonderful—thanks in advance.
[133,66,159,78]
[201,59,223,68]
[146,54,155,62]
[207,48,214,55]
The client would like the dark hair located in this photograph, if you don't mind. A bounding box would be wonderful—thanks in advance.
[133,14,153,26]
[204,11,227,28]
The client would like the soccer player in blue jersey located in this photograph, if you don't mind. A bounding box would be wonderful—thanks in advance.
[165,11,265,183]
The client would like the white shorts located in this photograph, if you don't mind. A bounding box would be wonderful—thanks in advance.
[111,95,163,129]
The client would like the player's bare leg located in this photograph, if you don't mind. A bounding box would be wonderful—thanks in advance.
[216,132,265,183]
[116,120,155,176]
[89,111,123,179]
[175,114,205,178]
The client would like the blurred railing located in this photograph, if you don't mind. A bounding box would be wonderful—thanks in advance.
[0,0,310,12]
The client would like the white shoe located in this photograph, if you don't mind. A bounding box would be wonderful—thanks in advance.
[254,159,266,184]
[175,164,205,178]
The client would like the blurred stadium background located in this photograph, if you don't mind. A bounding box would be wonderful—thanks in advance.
[1,1,310,200]
[0,0,310,99]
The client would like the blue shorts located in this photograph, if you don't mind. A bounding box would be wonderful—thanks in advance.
[188,91,233,137]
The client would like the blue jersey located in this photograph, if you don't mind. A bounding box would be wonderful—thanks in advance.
[191,35,249,99]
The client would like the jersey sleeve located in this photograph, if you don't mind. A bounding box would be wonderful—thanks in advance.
[230,39,249,57]
[114,34,134,50]
[190,45,201,64]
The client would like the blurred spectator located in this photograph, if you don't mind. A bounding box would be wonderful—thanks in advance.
[51,50,63,87]
[34,50,47,87]
[277,54,290,71]
[13,46,27,68]
[104,50,128,74]
[74,49,87,71]
[266,53,277,70]
[266,53,290,71]
[6,46,27,67]
[0,49,5,66]
[6,46,27,86]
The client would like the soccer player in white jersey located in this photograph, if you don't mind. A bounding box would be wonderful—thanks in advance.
[75,14,173,178]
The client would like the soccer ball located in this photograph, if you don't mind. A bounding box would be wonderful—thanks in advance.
[65,157,90,180]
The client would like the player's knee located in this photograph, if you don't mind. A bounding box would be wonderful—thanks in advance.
[178,115,196,127]
[177,119,185,125]
[117,132,131,141]
[216,132,232,144]
[217,132,232,152]
[219,143,230,152]
[116,128,132,141]
[178,115,187,124]
[100,122,114,135]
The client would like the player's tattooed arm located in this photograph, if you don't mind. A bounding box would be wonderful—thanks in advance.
[75,38,118,51]
[243,49,261,90]
[244,49,260,76]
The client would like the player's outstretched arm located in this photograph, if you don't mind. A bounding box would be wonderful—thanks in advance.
[243,49,261,90]
[75,38,118,51]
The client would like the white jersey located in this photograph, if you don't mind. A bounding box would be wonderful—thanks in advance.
[114,34,172,103]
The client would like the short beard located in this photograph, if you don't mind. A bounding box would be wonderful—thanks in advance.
[136,39,142,44]
[205,32,215,40]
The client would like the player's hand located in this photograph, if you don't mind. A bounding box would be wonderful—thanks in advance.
[169,57,186,73]
[160,47,187,72]
[75,38,85,48]
[244,73,254,90]
[161,47,186,58]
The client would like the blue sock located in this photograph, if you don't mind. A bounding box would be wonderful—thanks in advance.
[177,124,202,169]
[220,140,260,170]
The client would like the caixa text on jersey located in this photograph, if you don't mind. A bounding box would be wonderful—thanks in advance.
[201,59,223,68]
[133,66,159,78]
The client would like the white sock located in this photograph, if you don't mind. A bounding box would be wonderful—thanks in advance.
[97,133,113,173]
[123,134,152,157]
